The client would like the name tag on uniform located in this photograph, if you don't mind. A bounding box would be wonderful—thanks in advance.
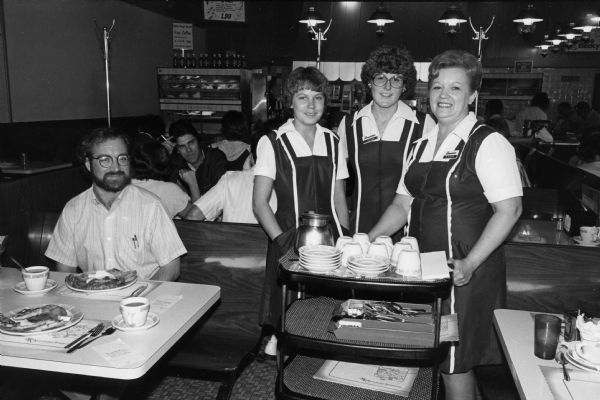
[362,134,379,144]
[443,150,460,160]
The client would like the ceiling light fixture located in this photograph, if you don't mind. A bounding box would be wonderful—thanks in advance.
[513,4,543,35]
[438,5,467,35]
[367,2,395,37]
[299,6,332,69]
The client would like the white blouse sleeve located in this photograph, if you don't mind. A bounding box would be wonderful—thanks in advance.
[253,135,276,180]
[475,132,523,203]
[336,137,349,180]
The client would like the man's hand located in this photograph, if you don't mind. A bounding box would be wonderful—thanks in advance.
[179,169,196,187]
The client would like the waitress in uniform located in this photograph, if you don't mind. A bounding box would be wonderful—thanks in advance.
[253,66,349,355]
[338,46,433,237]
[369,50,522,400]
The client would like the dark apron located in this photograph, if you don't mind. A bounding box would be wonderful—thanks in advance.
[346,109,425,240]
[259,130,343,327]
[403,122,506,374]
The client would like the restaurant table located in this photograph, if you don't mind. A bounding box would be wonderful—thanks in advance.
[494,309,600,400]
[0,267,220,380]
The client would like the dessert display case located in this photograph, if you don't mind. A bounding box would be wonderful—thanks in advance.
[157,68,266,135]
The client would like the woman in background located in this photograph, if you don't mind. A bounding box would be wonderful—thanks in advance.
[253,66,349,355]
[369,50,522,400]
[211,110,252,170]
[131,141,201,219]
[338,46,432,237]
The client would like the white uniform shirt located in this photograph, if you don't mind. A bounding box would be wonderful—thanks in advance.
[254,119,349,181]
[195,169,277,223]
[338,101,435,159]
[132,179,190,218]
[46,185,187,280]
[397,113,523,203]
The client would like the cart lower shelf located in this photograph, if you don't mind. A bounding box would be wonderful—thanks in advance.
[278,354,437,400]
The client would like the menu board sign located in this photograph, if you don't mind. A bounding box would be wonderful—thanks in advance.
[173,23,193,50]
[203,1,245,22]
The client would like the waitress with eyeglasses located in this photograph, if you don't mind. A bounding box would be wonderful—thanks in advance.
[338,46,434,238]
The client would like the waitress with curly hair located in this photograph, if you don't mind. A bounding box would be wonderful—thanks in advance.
[253,66,349,354]
[338,46,434,237]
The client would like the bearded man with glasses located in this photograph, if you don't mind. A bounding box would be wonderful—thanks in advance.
[46,128,186,281]
[338,46,435,240]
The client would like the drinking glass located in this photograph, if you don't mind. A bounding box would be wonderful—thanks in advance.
[534,314,561,359]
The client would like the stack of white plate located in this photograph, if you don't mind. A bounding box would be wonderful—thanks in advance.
[298,245,341,273]
[564,342,600,372]
[346,255,389,277]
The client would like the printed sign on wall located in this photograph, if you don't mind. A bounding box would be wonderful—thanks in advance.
[203,1,246,22]
[173,23,193,50]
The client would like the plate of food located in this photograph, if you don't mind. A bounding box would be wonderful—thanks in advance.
[0,304,83,336]
[65,269,137,293]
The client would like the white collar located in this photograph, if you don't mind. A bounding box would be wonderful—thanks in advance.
[275,119,337,140]
[353,100,419,126]
[417,112,477,143]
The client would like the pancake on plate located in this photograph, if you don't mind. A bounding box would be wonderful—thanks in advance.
[0,304,71,333]
[65,269,137,291]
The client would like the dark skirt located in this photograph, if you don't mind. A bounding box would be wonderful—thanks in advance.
[440,245,506,374]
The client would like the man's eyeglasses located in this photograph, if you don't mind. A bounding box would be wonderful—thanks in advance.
[89,154,130,168]
[372,74,404,89]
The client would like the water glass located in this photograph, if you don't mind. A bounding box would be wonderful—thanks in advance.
[534,314,561,359]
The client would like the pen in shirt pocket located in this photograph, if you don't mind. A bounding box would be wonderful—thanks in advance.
[132,235,139,249]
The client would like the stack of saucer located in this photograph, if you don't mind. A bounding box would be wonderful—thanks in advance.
[346,255,389,277]
[298,245,341,273]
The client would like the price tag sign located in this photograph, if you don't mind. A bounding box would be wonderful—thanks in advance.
[173,23,193,50]
[203,1,245,22]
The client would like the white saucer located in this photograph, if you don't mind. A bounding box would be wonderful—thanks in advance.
[573,236,600,246]
[112,312,159,332]
[13,279,58,295]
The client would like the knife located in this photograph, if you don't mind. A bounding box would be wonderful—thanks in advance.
[64,323,104,349]
[70,327,116,352]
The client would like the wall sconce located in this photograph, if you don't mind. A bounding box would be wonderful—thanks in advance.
[367,3,395,37]
[513,4,543,35]
[438,5,467,35]
[299,6,332,69]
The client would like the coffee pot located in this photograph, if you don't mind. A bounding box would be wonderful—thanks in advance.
[295,211,334,251]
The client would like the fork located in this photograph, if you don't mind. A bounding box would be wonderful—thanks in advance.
[67,324,104,353]
[65,323,104,349]
[73,327,117,351]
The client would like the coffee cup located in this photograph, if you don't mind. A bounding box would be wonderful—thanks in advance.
[391,242,413,265]
[341,242,363,267]
[120,297,150,327]
[22,266,49,291]
[396,249,421,279]
[400,236,420,252]
[367,242,389,260]
[374,236,393,255]
[580,226,599,243]
[335,236,353,250]
[352,233,370,253]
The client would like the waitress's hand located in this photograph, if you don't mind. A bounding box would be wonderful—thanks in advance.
[448,258,477,286]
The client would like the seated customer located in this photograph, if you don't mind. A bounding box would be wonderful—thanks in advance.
[210,110,252,170]
[484,99,510,138]
[169,119,227,200]
[515,92,549,136]
[193,131,277,223]
[574,102,600,137]
[131,141,202,219]
[45,128,186,281]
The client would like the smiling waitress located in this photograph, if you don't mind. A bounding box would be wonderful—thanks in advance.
[339,46,434,237]
[369,50,522,400]
[253,66,350,355]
